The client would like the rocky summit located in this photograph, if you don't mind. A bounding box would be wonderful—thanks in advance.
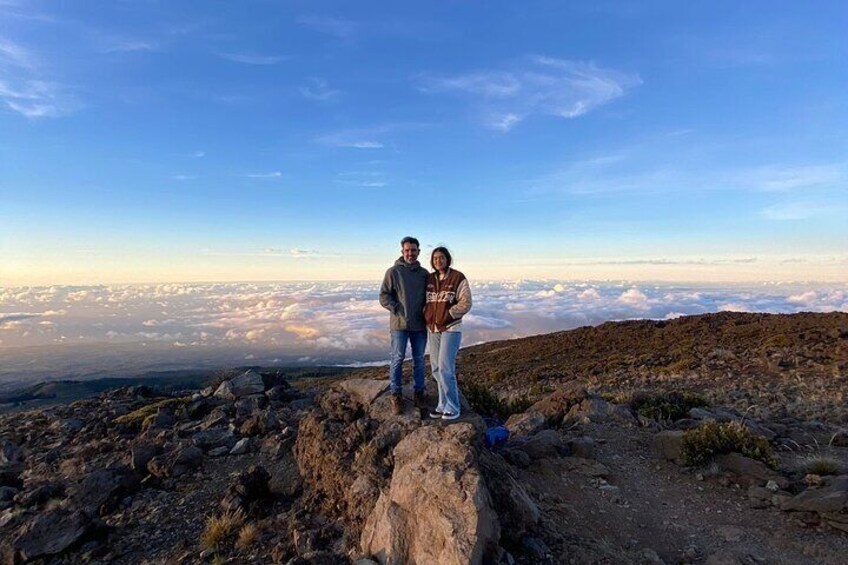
[0,312,847,564]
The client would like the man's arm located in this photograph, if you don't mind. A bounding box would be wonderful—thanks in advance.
[379,269,400,314]
[448,278,472,318]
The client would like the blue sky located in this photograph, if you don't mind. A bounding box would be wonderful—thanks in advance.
[1,0,847,284]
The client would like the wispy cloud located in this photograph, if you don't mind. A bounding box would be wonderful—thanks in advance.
[219,52,287,65]
[0,37,77,118]
[417,55,640,131]
[0,38,36,69]
[263,248,318,259]
[744,163,848,192]
[0,79,77,118]
[761,201,832,220]
[316,133,384,149]
[299,77,340,101]
[335,171,387,188]
[296,16,358,39]
[172,174,196,181]
[102,39,159,53]
[315,122,426,149]
[246,171,282,179]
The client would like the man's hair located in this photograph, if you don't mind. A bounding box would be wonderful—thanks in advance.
[400,236,420,248]
[430,246,453,269]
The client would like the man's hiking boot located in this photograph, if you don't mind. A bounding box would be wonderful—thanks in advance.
[413,389,427,408]
[391,393,403,415]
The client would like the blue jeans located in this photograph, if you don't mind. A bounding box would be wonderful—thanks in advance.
[428,331,462,415]
[389,330,427,394]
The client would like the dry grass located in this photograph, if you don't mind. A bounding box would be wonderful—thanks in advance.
[200,508,245,550]
[113,396,190,429]
[235,523,259,550]
[802,454,842,476]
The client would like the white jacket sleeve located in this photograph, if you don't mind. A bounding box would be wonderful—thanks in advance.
[448,279,472,319]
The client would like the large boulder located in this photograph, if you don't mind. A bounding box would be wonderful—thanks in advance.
[653,430,685,463]
[11,508,97,562]
[505,410,547,438]
[528,382,588,423]
[360,423,501,565]
[337,379,390,406]
[69,467,140,516]
[564,397,636,425]
[295,390,419,532]
[781,475,848,531]
[230,369,266,398]
[714,453,788,489]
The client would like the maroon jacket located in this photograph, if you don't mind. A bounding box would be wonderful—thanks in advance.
[424,268,472,332]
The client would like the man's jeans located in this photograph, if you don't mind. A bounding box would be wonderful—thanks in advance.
[428,331,462,415]
[389,330,427,394]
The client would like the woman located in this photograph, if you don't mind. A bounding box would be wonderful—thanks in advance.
[423,246,472,420]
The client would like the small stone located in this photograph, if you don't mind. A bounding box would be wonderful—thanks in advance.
[230,438,251,455]
[765,480,779,492]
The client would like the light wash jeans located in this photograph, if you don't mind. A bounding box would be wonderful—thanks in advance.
[389,330,427,394]
[428,331,462,415]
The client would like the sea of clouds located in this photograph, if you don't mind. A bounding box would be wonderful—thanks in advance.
[0,281,845,386]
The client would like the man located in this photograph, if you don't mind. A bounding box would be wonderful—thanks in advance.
[379,236,429,415]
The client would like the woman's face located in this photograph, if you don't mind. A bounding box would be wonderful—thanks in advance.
[432,251,448,272]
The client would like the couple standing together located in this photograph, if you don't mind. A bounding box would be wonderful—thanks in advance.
[379,236,472,419]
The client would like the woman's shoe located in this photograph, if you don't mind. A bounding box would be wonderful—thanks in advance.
[429,408,445,418]
[441,412,460,420]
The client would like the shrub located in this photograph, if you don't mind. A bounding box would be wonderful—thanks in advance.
[461,381,531,420]
[630,390,707,421]
[200,508,245,550]
[802,455,841,476]
[681,421,777,468]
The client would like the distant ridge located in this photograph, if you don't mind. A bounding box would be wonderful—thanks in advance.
[351,311,848,423]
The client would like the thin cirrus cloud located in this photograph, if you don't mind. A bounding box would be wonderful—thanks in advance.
[0,37,77,118]
[761,201,833,221]
[315,132,384,149]
[101,39,159,53]
[219,52,288,65]
[1,282,844,383]
[299,77,341,101]
[246,171,283,179]
[744,163,847,192]
[296,16,358,39]
[416,55,641,131]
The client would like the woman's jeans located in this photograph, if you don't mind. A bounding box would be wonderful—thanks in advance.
[428,331,462,415]
[389,330,427,394]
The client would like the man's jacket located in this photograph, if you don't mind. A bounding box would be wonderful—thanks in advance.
[379,257,429,331]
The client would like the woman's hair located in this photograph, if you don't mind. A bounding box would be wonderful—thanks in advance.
[430,246,453,270]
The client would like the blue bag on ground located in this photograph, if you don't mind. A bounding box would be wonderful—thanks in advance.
[483,417,510,448]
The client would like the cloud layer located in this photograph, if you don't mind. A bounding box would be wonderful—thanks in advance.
[1,281,844,383]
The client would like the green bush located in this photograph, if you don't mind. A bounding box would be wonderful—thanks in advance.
[802,455,841,476]
[682,421,777,468]
[461,381,531,419]
[630,390,707,421]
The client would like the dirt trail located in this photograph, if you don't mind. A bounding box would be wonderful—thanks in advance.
[518,421,848,564]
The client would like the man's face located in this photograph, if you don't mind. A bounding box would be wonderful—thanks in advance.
[401,242,420,264]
